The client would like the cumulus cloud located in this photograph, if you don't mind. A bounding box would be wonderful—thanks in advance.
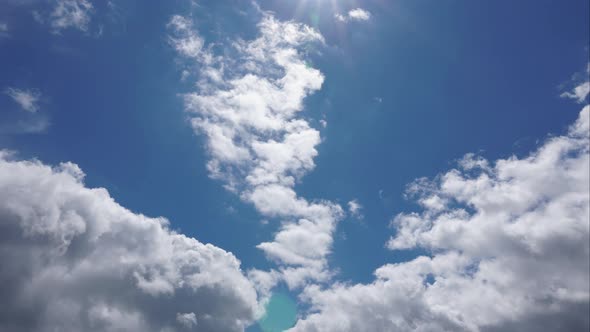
[335,8,371,23]
[171,13,343,289]
[4,87,41,113]
[50,0,93,33]
[291,106,589,330]
[0,151,259,332]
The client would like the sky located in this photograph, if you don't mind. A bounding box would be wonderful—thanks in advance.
[0,1,588,331]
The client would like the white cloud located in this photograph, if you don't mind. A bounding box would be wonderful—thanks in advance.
[347,199,363,219]
[50,0,93,33]
[171,13,342,288]
[176,312,197,328]
[0,151,259,331]
[290,104,590,331]
[168,15,204,58]
[4,87,41,113]
[335,8,371,23]
[561,64,590,103]
[561,81,590,103]
[348,8,371,21]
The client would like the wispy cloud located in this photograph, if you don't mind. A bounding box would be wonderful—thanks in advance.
[0,118,50,135]
[561,64,590,103]
[167,15,203,58]
[0,22,8,38]
[49,0,93,33]
[347,199,363,219]
[5,87,41,113]
[335,8,371,23]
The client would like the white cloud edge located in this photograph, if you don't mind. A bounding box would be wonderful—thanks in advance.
[560,63,590,103]
[4,87,42,113]
[347,199,363,219]
[335,8,371,23]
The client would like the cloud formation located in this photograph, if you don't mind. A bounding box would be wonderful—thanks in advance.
[291,104,590,331]
[347,199,363,219]
[561,67,590,103]
[168,15,204,58]
[0,117,50,135]
[50,0,93,33]
[170,13,344,289]
[335,8,371,23]
[5,87,41,113]
[0,151,259,332]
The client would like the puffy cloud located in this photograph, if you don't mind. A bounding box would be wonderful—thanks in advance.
[335,8,371,23]
[348,8,371,21]
[4,87,41,113]
[0,151,258,332]
[50,0,93,33]
[176,312,198,329]
[172,13,342,288]
[291,104,589,331]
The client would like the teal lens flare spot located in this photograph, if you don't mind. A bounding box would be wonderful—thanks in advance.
[257,292,297,332]
[309,12,320,27]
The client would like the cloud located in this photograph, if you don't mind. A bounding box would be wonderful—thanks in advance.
[335,8,371,23]
[562,81,590,103]
[0,22,8,38]
[348,8,371,21]
[50,0,93,33]
[4,87,41,113]
[0,151,259,332]
[168,15,204,58]
[290,106,589,329]
[347,199,363,219]
[0,117,50,134]
[176,312,198,328]
[171,13,343,289]
[561,64,590,103]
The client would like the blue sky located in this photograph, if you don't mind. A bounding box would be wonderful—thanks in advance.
[0,1,589,331]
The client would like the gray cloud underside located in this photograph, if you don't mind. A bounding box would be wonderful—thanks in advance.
[0,152,258,332]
